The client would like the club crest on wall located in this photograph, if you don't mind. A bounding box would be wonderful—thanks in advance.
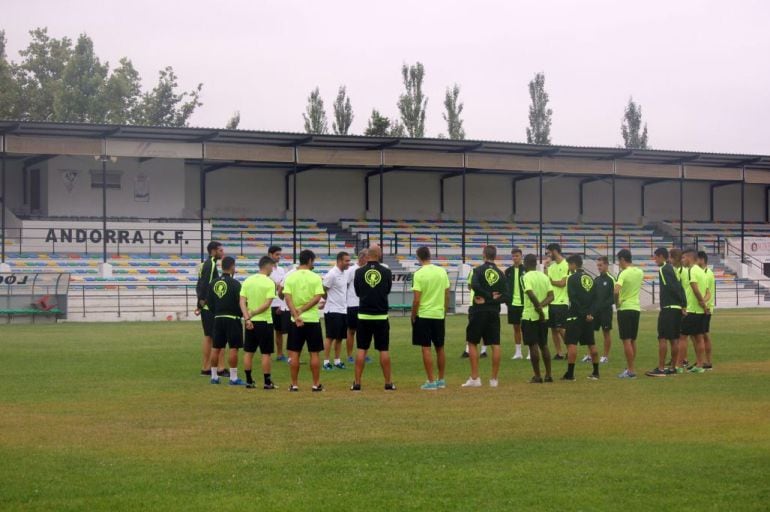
[61,170,79,193]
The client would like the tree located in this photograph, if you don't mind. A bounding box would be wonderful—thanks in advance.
[526,72,552,144]
[332,86,353,135]
[15,28,73,121]
[136,66,202,127]
[102,58,142,125]
[53,33,108,122]
[225,111,240,129]
[397,62,427,137]
[364,109,404,137]
[621,97,649,149]
[302,86,328,134]
[0,31,22,119]
[442,83,465,140]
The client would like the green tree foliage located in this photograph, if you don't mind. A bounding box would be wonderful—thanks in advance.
[15,28,72,121]
[135,67,202,127]
[225,111,241,130]
[102,58,142,125]
[53,34,108,122]
[303,86,328,134]
[364,109,404,137]
[526,72,552,144]
[332,86,353,135]
[621,97,649,149]
[397,62,427,137]
[442,83,465,140]
[0,31,22,119]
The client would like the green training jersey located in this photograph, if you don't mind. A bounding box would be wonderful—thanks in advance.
[412,263,450,320]
[547,259,569,305]
[704,267,716,311]
[522,270,553,322]
[283,268,324,323]
[240,273,276,323]
[616,266,644,312]
[684,264,708,314]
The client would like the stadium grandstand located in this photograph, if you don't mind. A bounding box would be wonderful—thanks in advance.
[1,120,769,322]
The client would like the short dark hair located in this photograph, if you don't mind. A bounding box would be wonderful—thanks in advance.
[597,256,609,265]
[616,249,632,263]
[258,256,274,269]
[268,245,282,255]
[336,251,350,262]
[546,243,562,254]
[221,256,235,271]
[566,254,583,267]
[654,247,669,259]
[524,254,538,269]
[683,248,697,257]
[670,248,682,260]
[483,245,497,260]
[511,247,522,255]
[697,250,708,263]
[207,241,222,254]
[416,246,431,261]
[299,249,316,265]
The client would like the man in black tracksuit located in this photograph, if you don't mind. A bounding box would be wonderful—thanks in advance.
[352,245,395,391]
[195,241,224,376]
[462,245,507,388]
[504,248,527,359]
[646,247,687,377]
[563,254,599,381]
[592,256,615,363]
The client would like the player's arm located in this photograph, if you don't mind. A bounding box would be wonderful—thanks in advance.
[613,282,622,308]
[444,287,450,315]
[551,277,567,288]
[470,268,491,300]
[354,269,363,297]
[196,260,211,308]
[239,296,253,329]
[284,292,303,327]
[411,290,421,324]
[690,282,708,313]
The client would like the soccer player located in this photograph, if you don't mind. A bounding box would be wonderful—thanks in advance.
[239,256,278,389]
[322,251,351,370]
[676,249,709,374]
[268,245,289,362]
[562,254,600,381]
[352,245,395,391]
[645,247,686,377]
[521,254,554,383]
[461,267,488,360]
[546,243,569,360]
[505,247,527,360]
[462,245,506,388]
[411,246,451,390]
[614,249,644,379]
[345,249,369,364]
[588,256,615,364]
[207,256,245,386]
[698,251,715,370]
[195,241,226,376]
[283,249,326,392]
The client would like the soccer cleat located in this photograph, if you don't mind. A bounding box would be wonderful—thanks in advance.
[384,383,397,391]
[561,373,576,381]
[286,358,292,365]
[681,359,689,368]
[526,353,531,360]
[263,382,278,390]
[587,374,600,381]
[599,356,609,364]
[312,384,325,392]
[675,367,685,374]
[480,352,488,359]
[210,377,220,385]
[529,376,543,384]
[581,355,592,363]
[703,363,713,371]
[347,356,355,364]
[512,353,523,360]
[420,381,439,391]
[322,362,334,371]
[288,385,299,392]
[435,379,446,389]
[275,355,287,362]
[350,382,362,392]
[334,362,346,370]
[554,354,565,361]
[229,378,245,386]
[217,369,228,377]
[645,368,667,378]
[544,376,554,383]
[200,369,210,376]
[617,369,637,379]
[245,382,256,389]
[489,378,499,388]
[461,377,482,388]
[461,351,470,358]
[664,367,676,375]
[688,366,705,374]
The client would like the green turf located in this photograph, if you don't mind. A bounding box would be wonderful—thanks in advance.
[1,310,769,511]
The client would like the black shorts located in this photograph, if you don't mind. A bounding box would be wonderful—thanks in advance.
[521,319,549,348]
[244,321,275,354]
[347,307,359,330]
[507,305,523,325]
[703,314,711,334]
[271,307,290,333]
[357,319,390,351]
[212,317,243,349]
[593,307,613,331]
[412,317,446,348]
[324,312,347,340]
[617,310,640,341]
[657,308,682,341]
[681,313,705,336]
[466,310,501,345]
[565,318,595,346]
[287,321,324,353]
[549,304,568,328]
[201,308,214,337]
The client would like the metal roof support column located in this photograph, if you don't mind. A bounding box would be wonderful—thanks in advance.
[611,160,617,263]
[462,153,467,264]
[100,140,108,264]
[538,159,543,264]
[679,164,684,248]
[379,151,384,248]
[199,144,206,261]
[293,147,298,264]
[740,167,745,263]
[1,136,5,264]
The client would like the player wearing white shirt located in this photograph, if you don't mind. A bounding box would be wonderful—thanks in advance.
[345,249,368,363]
[322,251,352,369]
[268,246,289,362]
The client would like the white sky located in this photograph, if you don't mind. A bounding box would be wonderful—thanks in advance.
[4,0,770,154]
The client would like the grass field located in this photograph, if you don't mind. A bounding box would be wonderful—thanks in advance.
[1,310,769,511]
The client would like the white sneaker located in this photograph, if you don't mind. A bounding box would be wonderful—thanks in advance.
[489,378,499,388]
[600,356,608,364]
[526,353,531,360]
[461,377,482,388]
[581,355,592,363]
[512,353,523,360]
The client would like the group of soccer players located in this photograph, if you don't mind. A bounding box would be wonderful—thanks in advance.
[195,238,716,391]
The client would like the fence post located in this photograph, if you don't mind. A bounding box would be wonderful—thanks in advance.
[240,231,243,256]
[583,235,586,255]
[185,284,189,316]
[82,285,86,318]
[758,282,761,306]
[735,281,738,307]
[395,232,398,255]
[148,230,152,257]
[117,285,121,318]
[327,231,331,256]
[651,281,655,304]
[435,233,439,257]
[650,234,653,257]
[152,286,156,317]
[409,233,412,255]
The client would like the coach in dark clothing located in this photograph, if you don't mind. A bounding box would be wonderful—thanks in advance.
[647,247,687,376]
[195,241,224,376]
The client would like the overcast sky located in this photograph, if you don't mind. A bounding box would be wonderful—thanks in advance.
[4,0,770,154]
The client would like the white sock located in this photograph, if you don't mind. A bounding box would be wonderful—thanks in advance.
[229,368,238,381]
[324,359,330,365]
[334,358,341,365]
[210,367,218,379]
[465,344,470,353]
[515,345,522,356]
[480,346,487,355]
